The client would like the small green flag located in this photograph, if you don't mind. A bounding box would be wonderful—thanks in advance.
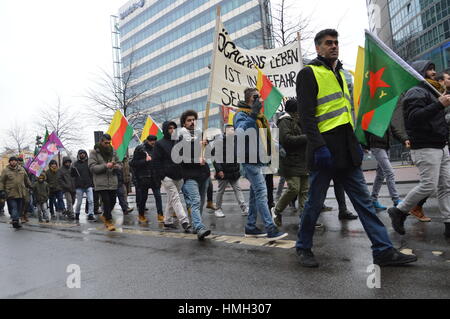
[355,30,425,145]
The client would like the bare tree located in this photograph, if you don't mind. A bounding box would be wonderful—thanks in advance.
[85,49,164,130]
[36,97,85,150]
[2,122,30,154]
[271,0,314,56]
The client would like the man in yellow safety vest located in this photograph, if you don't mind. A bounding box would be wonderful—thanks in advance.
[294,29,417,268]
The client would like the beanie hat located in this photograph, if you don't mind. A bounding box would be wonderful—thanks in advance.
[9,156,18,163]
[146,135,157,141]
[49,160,58,166]
[285,99,298,113]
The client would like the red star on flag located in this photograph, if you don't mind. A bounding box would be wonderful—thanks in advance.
[368,67,390,98]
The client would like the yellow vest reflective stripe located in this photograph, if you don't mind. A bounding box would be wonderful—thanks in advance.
[307,65,354,133]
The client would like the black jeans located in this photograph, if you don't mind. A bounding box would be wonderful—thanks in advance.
[98,190,117,221]
[117,185,129,212]
[138,186,163,216]
[207,179,214,202]
[333,181,348,212]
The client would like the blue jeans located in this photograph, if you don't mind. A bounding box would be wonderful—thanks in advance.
[183,178,209,231]
[7,198,24,221]
[49,191,65,214]
[295,167,393,257]
[242,164,276,232]
[75,187,94,216]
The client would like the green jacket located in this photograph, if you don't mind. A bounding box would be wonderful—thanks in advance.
[0,165,31,199]
[32,180,50,203]
[46,168,61,193]
[277,113,308,177]
[88,145,122,191]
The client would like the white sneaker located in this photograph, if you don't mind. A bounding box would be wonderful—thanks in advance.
[241,207,249,216]
[215,209,225,218]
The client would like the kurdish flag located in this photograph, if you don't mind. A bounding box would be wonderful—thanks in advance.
[256,67,284,120]
[140,115,163,142]
[355,30,425,145]
[106,110,134,161]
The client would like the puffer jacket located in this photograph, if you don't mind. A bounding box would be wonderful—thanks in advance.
[0,165,31,199]
[58,157,76,193]
[403,60,448,149]
[277,112,308,177]
[152,121,183,181]
[212,134,241,181]
[88,144,121,191]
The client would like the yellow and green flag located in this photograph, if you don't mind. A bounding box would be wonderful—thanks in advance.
[140,115,163,142]
[256,67,284,120]
[106,110,134,161]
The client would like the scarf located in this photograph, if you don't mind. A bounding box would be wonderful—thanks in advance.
[237,107,272,156]
[96,143,113,162]
[426,79,445,94]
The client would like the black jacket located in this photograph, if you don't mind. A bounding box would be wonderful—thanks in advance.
[296,56,362,170]
[403,60,448,149]
[131,142,161,189]
[212,134,241,181]
[364,124,409,150]
[151,121,183,181]
[176,128,211,183]
[71,151,93,189]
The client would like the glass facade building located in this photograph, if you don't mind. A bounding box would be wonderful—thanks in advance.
[367,0,449,70]
[117,0,273,129]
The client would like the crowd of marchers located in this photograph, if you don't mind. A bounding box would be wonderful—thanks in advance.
[1,29,450,269]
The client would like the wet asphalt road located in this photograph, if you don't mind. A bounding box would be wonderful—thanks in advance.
[0,182,448,299]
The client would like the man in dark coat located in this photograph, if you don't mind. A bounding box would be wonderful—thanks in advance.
[71,150,95,221]
[212,124,248,218]
[388,60,450,238]
[58,156,76,220]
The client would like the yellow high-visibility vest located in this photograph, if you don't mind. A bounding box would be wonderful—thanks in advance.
[307,65,354,133]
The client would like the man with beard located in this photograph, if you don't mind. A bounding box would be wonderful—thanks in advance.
[0,157,31,229]
[89,134,122,231]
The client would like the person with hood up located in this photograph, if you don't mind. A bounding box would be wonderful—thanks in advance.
[271,99,309,227]
[131,134,163,224]
[388,60,450,238]
[212,124,248,218]
[32,172,50,223]
[71,150,95,221]
[89,134,122,231]
[0,156,31,229]
[58,156,76,220]
[152,121,191,232]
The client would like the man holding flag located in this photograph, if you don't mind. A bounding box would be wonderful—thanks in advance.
[295,29,417,268]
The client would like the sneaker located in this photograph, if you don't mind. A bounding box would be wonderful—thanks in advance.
[127,207,134,213]
[388,207,408,235]
[182,222,192,233]
[138,215,148,224]
[393,199,402,207]
[241,207,249,216]
[206,201,217,210]
[164,223,178,230]
[338,210,358,220]
[12,220,22,229]
[271,207,282,227]
[157,215,164,223]
[214,209,225,218]
[373,201,387,211]
[409,205,431,222]
[244,227,267,238]
[297,249,319,268]
[321,205,333,212]
[197,228,211,241]
[373,248,418,266]
[445,223,450,238]
[267,229,288,241]
[87,214,96,222]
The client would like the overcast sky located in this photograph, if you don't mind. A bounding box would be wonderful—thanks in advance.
[0,0,369,153]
